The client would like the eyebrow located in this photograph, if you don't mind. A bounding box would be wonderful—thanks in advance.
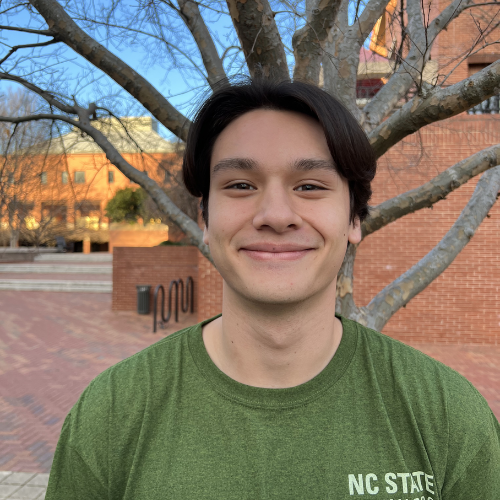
[212,157,337,174]
[291,158,337,172]
[212,158,257,174]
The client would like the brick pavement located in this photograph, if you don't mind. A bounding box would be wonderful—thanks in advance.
[0,290,499,489]
[0,290,195,475]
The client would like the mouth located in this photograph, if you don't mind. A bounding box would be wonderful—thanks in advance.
[239,243,314,261]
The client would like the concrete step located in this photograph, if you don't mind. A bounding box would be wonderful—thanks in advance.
[0,279,112,292]
[0,264,112,274]
[0,272,111,281]
[0,248,58,263]
[34,253,113,263]
[0,247,57,253]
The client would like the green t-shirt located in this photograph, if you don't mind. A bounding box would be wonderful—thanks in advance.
[46,316,500,500]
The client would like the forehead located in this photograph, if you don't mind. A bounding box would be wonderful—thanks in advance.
[210,109,332,170]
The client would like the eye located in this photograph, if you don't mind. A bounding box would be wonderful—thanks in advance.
[296,184,325,191]
[226,182,255,190]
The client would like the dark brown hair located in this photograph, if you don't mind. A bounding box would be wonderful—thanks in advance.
[183,78,376,224]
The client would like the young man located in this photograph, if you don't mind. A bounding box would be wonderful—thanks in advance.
[46,80,500,499]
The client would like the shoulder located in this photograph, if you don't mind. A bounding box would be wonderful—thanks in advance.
[66,323,199,442]
[345,316,487,403]
[344,317,499,478]
[344,317,495,432]
[92,323,193,387]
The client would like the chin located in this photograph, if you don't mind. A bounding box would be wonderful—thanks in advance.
[239,283,320,307]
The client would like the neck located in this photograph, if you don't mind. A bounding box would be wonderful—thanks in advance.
[202,281,342,388]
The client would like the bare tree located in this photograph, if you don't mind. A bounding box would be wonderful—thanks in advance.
[0,0,499,329]
[0,87,51,247]
[0,87,104,248]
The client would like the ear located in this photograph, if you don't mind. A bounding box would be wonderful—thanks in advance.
[347,217,362,245]
[203,224,209,246]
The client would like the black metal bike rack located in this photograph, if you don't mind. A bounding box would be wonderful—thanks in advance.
[153,276,194,332]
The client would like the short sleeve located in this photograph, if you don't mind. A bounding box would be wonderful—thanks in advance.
[442,411,500,500]
[45,412,108,499]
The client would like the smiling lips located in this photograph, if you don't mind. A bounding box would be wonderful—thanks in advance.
[239,243,314,261]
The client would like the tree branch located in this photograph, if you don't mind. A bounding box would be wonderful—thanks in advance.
[292,0,343,84]
[368,60,500,158]
[363,165,500,331]
[70,16,213,82]
[0,25,53,36]
[362,143,500,238]
[463,2,500,8]
[0,110,211,260]
[362,0,474,129]
[355,0,392,45]
[0,114,70,124]
[0,38,59,66]
[177,0,228,89]
[427,0,475,41]
[0,72,75,114]
[226,0,289,80]
[0,4,30,17]
[323,0,390,116]
[336,242,364,320]
[28,0,191,141]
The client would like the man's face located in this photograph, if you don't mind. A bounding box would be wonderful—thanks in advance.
[203,109,361,306]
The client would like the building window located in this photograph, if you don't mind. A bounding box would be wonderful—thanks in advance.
[466,55,500,115]
[41,202,67,223]
[75,200,101,230]
[108,171,114,183]
[74,171,85,184]
[76,200,101,217]
[356,78,384,99]
[40,172,48,185]
[61,172,68,184]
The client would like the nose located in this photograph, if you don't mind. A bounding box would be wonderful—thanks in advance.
[252,184,303,233]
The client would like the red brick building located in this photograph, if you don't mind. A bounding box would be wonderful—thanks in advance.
[354,0,500,344]
[1,117,177,250]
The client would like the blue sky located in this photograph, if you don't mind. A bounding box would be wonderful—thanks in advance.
[0,0,369,140]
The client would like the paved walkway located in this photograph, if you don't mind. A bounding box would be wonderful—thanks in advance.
[0,290,499,498]
[0,472,48,499]
[0,291,195,475]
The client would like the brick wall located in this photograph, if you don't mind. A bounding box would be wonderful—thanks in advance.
[112,246,198,313]
[197,251,224,322]
[432,0,500,85]
[355,114,500,344]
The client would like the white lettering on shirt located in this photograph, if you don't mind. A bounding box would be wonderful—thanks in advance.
[397,472,411,493]
[365,474,379,495]
[413,471,424,491]
[410,474,421,493]
[385,473,398,494]
[425,474,435,494]
[347,471,434,499]
[349,474,364,495]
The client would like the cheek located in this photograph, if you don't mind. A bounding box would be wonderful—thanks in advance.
[206,196,248,245]
[304,201,351,243]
